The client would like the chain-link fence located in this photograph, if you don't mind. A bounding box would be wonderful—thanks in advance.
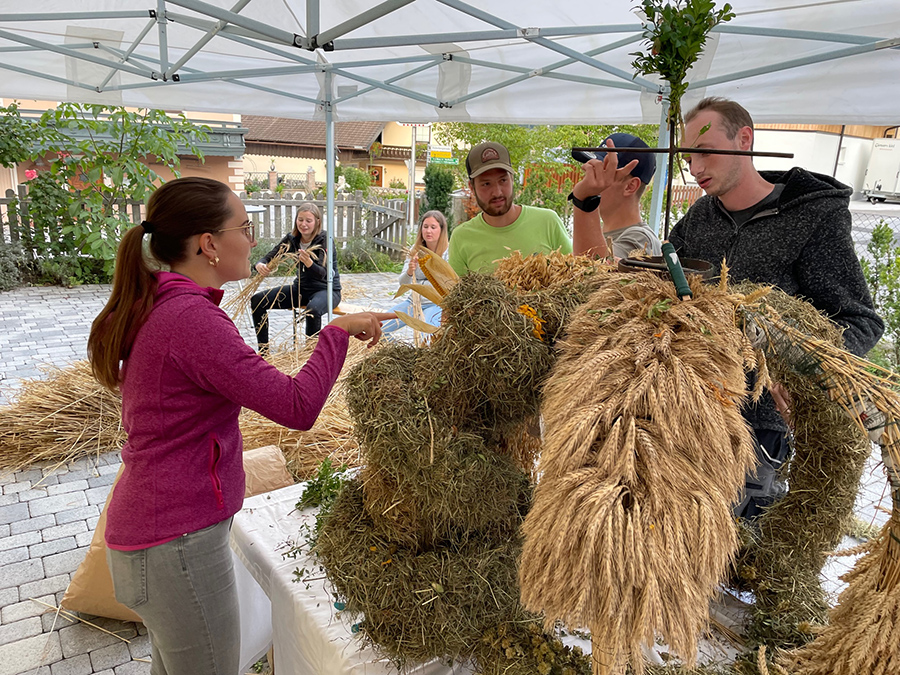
[851,209,900,261]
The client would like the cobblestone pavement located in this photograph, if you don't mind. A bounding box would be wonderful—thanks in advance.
[0,273,893,674]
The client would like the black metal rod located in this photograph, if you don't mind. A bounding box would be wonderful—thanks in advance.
[572,146,794,159]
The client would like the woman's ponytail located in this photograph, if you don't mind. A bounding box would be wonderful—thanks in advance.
[88,224,156,390]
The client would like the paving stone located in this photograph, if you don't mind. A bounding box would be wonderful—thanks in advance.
[90,642,131,671]
[0,547,29,566]
[59,621,137,657]
[3,481,33,495]
[41,611,78,633]
[126,634,151,660]
[114,661,151,675]
[19,574,70,599]
[0,558,44,590]
[42,521,88,542]
[0,588,18,610]
[13,469,43,484]
[0,616,42,646]
[15,488,52,501]
[49,653,92,675]
[0,525,7,538]
[0,632,62,675]
[0,496,17,508]
[29,493,88,518]
[31,536,78,559]
[57,470,93,485]
[55,505,100,525]
[85,485,112,506]
[87,473,117,489]
[85,516,100,532]
[0,530,42,552]
[46,481,89,497]
[0,502,28,526]
[0,594,55,624]
[10,513,56,535]
[74,531,93,548]
[43,547,88,578]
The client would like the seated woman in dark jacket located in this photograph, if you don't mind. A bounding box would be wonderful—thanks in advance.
[251,202,341,351]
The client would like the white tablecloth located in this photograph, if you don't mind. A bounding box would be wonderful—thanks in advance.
[231,483,471,675]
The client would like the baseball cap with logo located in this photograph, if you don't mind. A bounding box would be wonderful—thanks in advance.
[595,133,656,185]
[466,141,514,179]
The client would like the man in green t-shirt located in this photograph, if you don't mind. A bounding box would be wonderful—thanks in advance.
[448,141,572,276]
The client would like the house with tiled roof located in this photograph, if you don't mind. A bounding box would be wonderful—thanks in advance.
[242,117,431,190]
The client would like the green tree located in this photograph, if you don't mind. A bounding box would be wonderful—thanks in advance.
[423,163,456,218]
[861,220,900,369]
[0,103,209,283]
[432,122,657,220]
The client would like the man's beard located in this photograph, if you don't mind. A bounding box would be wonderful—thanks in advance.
[475,192,512,217]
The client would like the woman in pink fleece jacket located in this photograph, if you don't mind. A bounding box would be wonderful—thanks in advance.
[88,177,391,675]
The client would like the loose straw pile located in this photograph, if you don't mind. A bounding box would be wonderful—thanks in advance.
[0,360,125,474]
[0,337,370,481]
[520,271,759,675]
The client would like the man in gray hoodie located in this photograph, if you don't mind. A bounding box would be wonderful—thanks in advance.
[669,97,884,519]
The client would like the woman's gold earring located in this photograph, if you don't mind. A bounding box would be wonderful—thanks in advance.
[209,256,220,267]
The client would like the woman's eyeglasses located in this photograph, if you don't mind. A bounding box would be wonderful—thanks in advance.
[218,220,256,242]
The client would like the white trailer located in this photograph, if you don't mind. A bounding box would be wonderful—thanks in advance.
[863,138,900,203]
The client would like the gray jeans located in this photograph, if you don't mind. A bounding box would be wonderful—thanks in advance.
[107,518,240,675]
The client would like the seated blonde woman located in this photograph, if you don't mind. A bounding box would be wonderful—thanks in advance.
[381,210,449,334]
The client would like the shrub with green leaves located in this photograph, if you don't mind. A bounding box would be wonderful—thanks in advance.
[861,220,900,370]
[0,240,23,291]
[423,163,455,218]
[0,103,209,284]
[337,237,401,273]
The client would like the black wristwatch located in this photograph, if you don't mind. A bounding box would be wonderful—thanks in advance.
[567,191,601,213]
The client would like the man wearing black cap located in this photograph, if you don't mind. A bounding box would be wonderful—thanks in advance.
[570,133,661,259]
[448,141,572,276]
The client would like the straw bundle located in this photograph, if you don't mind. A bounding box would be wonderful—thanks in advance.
[345,341,531,547]
[223,242,306,323]
[493,252,614,345]
[521,271,759,674]
[0,337,368,481]
[779,518,900,675]
[730,286,871,648]
[493,250,611,293]
[419,274,554,446]
[0,360,125,473]
[319,270,590,674]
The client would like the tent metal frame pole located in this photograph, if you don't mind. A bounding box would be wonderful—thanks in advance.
[0,61,98,90]
[691,37,900,89]
[333,59,441,104]
[307,0,319,37]
[330,23,643,50]
[98,18,156,90]
[175,63,321,82]
[326,66,442,108]
[0,29,158,80]
[164,0,252,80]
[325,71,336,323]
[714,24,878,45]
[95,43,156,75]
[648,103,669,239]
[435,0,657,89]
[156,0,169,77]
[315,0,416,48]
[0,11,149,21]
[164,0,301,47]
[104,46,323,103]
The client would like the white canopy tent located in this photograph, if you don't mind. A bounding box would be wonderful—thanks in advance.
[1,0,898,314]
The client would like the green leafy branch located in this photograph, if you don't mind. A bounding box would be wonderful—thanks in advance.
[631,0,735,138]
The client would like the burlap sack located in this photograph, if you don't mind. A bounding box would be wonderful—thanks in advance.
[61,445,295,621]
